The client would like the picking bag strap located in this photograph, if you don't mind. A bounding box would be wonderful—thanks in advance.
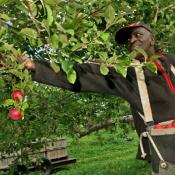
[171,65,175,76]
[134,61,154,123]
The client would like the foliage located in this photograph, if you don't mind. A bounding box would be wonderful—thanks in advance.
[0,0,175,172]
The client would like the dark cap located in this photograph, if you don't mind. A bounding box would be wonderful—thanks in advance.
[115,22,152,44]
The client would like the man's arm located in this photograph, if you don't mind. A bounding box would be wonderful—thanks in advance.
[29,60,137,103]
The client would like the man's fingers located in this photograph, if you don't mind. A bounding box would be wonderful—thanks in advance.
[14,54,27,62]
[25,59,36,70]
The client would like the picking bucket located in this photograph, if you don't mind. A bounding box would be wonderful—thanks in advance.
[148,126,175,175]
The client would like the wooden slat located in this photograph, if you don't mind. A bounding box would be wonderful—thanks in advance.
[150,128,175,136]
[46,139,67,150]
[46,148,67,160]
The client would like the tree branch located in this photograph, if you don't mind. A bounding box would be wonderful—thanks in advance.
[24,0,41,35]
[74,115,133,138]
[153,4,159,23]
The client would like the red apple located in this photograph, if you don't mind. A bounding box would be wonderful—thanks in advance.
[171,120,175,127]
[154,124,163,129]
[11,90,26,101]
[165,124,173,129]
[8,108,23,120]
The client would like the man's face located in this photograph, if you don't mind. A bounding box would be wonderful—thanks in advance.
[127,27,154,52]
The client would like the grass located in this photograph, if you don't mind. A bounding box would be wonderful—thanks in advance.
[51,130,152,175]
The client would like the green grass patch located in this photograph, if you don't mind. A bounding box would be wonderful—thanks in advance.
[52,130,151,175]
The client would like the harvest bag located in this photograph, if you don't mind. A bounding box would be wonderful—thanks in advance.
[135,63,175,175]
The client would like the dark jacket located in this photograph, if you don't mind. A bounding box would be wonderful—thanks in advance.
[31,54,175,160]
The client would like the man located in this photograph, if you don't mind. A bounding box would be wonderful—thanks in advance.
[22,22,175,163]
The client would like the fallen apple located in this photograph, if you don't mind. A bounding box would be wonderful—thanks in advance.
[8,108,23,120]
[11,90,26,101]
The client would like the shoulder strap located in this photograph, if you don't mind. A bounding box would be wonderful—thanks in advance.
[134,61,154,123]
[171,65,175,75]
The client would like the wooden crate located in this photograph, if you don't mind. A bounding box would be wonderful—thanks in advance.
[46,138,67,150]
[0,154,17,170]
[46,148,67,160]
[0,157,14,170]
[0,138,69,170]
[28,151,46,162]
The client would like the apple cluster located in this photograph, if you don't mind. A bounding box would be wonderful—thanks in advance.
[8,90,26,121]
[154,120,175,129]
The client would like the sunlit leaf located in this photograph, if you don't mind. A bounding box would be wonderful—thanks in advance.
[150,55,160,61]
[61,60,73,74]
[114,64,127,77]
[71,42,82,51]
[143,62,157,73]
[20,28,38,39]
[104,5,115,24]
[99,32,110,42]
[3,99,15,107]
[45,4,53,26]
[67,70,76,84]
[100,63,109,75]
[50,62,60,73]
[44,0,62,5]
[51,33,59,50]
[135,48,148,59]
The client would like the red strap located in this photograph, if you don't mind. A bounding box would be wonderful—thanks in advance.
[153,60,175,93]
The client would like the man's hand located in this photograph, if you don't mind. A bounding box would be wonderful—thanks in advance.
[15,54,36,71]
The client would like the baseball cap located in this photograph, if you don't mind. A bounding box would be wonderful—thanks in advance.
[115,22,152,44]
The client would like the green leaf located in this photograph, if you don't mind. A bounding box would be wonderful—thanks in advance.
[44,0,62,5]
[107,54,118,63]
[117,17,126,25]
[51,33,59,50]
[9,69,24,79]
[100,63,109,75]
[99,32,110,42]
[21,102,29,111]
[150,55,160,61]
[3,43,13,51]
[114,64,127,77]
[98,52,108,61]
[129,50,137,60]
[74,57,83,64]
[66,29,74,36]
[0,78,5,88]
[0,0,13,5]
[45,4,53,26]
[29,1,38,17]
[143,62,157,73]
[135,48,148,59]
[67,70,76,84]
[16,4,28,16]
[61,60,73,74]
[55,22,65,33]
[50,62,60,73]
[3,99,15,107]
[59,34,68,48]
[0,13,11,21]
[20,28,38,39]
[71,42,82,51]
[104,5,115,24]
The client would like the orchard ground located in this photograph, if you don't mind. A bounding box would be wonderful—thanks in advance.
[28,130,151,175]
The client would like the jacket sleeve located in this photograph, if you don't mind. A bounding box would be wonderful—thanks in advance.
[31,61,137,101]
